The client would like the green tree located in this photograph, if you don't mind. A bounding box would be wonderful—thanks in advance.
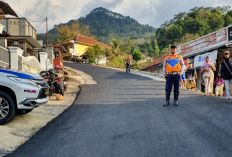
[111,40,121,57]
[153,40,160,59]
[224,10,232,26]
[86,44,106,64]
[156,6,232,50]
[56,21,94,41]
[161,44,171,55]
[179,33,200,45]
[132,50,143,65]
[94,44,106,64]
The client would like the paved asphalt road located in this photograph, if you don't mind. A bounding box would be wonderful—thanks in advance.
[7,63,232,157]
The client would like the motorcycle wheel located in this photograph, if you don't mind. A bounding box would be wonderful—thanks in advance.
[49,88,53,96]
[64,84,67,91]
[59,84,64,96]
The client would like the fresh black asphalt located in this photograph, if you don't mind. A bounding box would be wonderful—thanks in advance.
[6,63,232,157]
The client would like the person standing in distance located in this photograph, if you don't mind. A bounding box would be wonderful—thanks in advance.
[163,44,184,106]
[126,55,131,73]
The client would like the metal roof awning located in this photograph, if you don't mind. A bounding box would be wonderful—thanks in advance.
[4,36,42,49]
[0,2,18,17]
[182,42,228,58]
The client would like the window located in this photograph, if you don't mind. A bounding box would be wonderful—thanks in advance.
[14,21,15,25]
[10,21,12,25]
[17,21,19,25]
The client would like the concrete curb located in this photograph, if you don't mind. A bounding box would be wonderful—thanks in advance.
[64,66,97,85]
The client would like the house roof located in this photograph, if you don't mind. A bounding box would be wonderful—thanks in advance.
[0,2,18,17]
[140,53,168,71]
[52,45,67,52]
[142,54,153,59]
[69,35,112,50]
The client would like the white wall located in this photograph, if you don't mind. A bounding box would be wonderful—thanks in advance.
[22,56,44,73]
[96,55,107,65]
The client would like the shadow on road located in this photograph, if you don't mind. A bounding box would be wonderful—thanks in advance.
[106,72,152,81]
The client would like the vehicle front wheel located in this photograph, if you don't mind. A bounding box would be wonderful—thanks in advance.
[0,91,16,125]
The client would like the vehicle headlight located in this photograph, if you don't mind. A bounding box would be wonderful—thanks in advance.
[8,76,38,87]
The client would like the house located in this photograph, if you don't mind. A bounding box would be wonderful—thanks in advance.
[0,1,18,69]
[138,54,154,63]
[52,35,112,61]
[0,23,9,68]
[0,1,51,73]
[80,50,112,64]
[0,17,42,58]
[45,45,66,69]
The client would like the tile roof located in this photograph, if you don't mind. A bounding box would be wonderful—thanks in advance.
[0,1,18,17]
[140,53,168,71]
[69,35,112,50]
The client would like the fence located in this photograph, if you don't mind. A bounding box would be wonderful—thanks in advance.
[0,46,9,68]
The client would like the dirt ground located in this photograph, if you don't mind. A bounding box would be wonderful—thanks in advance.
[0,82,80,157]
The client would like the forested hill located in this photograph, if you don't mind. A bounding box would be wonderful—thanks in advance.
[78,8,156,43]
[39,7,156,44]
[156,6,232,51]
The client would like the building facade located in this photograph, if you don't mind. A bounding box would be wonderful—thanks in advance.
[0,18,42,57]
[1,18,37,38]
[52,35,112,61]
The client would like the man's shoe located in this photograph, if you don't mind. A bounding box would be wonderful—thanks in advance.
[164,91,171,107]
[174,91,179,106]
[227,98,231,103]
[174,101,179,106]
[163,101,169,107]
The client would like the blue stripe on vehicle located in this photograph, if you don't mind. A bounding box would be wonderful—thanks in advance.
[0,69,36,79]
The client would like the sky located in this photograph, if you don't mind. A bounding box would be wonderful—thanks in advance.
[4,0,232,33]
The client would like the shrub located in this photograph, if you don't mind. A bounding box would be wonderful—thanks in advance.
[112,58,124,68]
[89,58,95,64]
[132,50,143,64]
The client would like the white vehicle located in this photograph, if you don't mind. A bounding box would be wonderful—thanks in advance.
[0,68,49,125]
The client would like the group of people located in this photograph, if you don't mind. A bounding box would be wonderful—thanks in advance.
[163,44,232,106]
[201,51,232,102]
[177,54,230,98]
[179,63,197,90]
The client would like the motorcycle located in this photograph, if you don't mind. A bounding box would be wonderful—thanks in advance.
[40,69,67,96]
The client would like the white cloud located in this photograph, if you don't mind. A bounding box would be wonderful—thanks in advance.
[4,0,232,33]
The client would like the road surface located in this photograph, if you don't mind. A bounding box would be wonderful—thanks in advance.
[7,63,232,157]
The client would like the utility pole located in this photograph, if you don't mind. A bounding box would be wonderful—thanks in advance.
[46,17,48,45]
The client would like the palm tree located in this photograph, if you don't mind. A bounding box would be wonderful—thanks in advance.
[111,40,121,57]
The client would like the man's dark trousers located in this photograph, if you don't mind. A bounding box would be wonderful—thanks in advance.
[165,74,180,92]
[164,74,180,106]
[126,64,130,73]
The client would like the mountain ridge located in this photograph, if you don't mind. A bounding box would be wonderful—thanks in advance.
[38,7,156,44]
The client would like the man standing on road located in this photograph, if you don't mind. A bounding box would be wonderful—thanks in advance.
[126,56,131,73]
[163,44,184,106]
[219,51,232,102]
